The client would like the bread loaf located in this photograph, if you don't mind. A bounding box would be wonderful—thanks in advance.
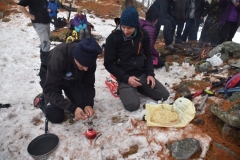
[150,109,178,124]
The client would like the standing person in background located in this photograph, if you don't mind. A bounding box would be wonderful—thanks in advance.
[18,0,51,63]
[74,9,90,40]
[139,8,165,68]
[172,0,189,44]
[181,0,210,42]
[218,0,240,43]
[48,0,61,31]
[104,7,169,112]
[149,0,176,51]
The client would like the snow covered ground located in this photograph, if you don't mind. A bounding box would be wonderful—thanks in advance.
[0,10,239,160]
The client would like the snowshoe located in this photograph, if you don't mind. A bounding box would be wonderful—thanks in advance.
[105,76,119,98]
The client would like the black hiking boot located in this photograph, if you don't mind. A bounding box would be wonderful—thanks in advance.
[0,103,11,108]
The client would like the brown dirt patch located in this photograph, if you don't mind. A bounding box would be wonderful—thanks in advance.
[75,0,146,19]
[0,0,18,17]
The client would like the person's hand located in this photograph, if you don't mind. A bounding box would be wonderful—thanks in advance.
[84,106,95,117]
[147,76,155,89]
[128,76,142,88]
[48,9,51,12]
[234,2,239,6]
[29,14,35,20]
[74,107,88,120]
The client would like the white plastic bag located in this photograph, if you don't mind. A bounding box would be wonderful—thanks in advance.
[206,53,223,67]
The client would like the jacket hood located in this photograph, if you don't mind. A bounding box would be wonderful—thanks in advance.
[139,19,154,28]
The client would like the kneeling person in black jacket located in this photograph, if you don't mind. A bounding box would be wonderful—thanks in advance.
[38,38,102,123]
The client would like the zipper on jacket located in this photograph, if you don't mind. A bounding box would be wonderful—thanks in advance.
[137,42,141,55]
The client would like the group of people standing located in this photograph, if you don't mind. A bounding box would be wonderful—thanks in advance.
[149,0,239,50]
[149,0,210,51]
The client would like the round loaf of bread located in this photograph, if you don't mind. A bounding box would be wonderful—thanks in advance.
[150,109,178,124]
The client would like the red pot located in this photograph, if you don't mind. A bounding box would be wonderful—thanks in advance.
[84,129,97,139]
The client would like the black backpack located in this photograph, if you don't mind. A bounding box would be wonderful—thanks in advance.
[55,17,67,28]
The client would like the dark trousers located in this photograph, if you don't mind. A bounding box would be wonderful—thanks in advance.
[220,21,238,43]
[153,57,165,68]
[176,22,185,38]
[118,73,169,111]
[43,84,85,123]
[155,18,176,45]
[175,22,184,43]
[40,49,48,63]
[182,18,200,42]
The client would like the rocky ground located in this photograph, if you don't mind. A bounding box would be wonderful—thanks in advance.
[1,0,240,159]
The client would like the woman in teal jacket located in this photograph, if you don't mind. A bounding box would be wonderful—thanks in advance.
[74,9,90,40]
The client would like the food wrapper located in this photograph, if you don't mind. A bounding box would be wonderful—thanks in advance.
[145,97,196,127]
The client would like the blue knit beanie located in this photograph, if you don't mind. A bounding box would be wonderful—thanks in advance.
[72,38,102,67]
[120,7,139,28]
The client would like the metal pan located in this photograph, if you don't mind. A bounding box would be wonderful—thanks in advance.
[27,119,59,160]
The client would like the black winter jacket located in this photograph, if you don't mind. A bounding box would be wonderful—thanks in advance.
[149,0,175,20]
[18,0,50,24]
[39,41,96,114]
[173,0,189,23]
[104,28,154,84]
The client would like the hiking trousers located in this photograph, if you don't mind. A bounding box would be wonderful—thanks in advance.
[181,18,200,42]
[43,83,87,123]
[33,23,51,62]
[79,29,90,40]
[118,73,169,112]
[220,21,238,43]
[155,17,176,45]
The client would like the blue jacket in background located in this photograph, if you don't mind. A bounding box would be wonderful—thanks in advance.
[48,0,60,18]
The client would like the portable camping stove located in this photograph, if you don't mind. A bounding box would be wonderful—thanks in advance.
[83,116,100,145]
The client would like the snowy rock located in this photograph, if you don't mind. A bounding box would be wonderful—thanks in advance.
[195,61,212,72]
[211,102,240,128]
[182,57,193,65]
[228,92,240,102]
[207,41,240,62]
[169,138,201,160]
[2,18,10,22]
[50,28,72,42]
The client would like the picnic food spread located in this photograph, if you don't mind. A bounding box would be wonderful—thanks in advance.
[150,108,179,125]
[145,97,196,127]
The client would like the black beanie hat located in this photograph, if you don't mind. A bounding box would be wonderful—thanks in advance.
[120,7,139,28]
[72,38,102,67]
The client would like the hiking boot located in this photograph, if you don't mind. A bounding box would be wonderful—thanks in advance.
[33,93,44,109]
[0,103,11,108]
[175,39,182,44]
[165,45,176,52]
